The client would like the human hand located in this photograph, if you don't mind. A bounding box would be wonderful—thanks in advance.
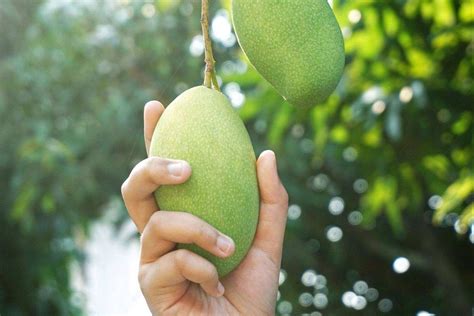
[121,100,289,315]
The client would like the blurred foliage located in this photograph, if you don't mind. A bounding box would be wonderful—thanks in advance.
[0,0,473,315]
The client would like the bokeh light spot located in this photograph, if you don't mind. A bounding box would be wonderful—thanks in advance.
[378,298,393,312]
[279,269,287,285]
[301,269,317,287]
[393,257,410,274]
[314,275,327,289]
[343,147,358,161]
[313,293,328,309]
[348,211,363,225]
[469,225,474,244]
[428,195,442,209]
[371,100,386,114]
[399,86,414,103]
[277,301,292,314]
[454,219,463,234]
[329,197,345,215]
[417,311,435,316]
[291,124,305,138]
[189,35,204,56]
[326,226,343,242]
[352,295,367,310]
[223,82,245,108]
[141,3,156,18]
[299,292,314,307]
[211,10,234,47]
[312,174,329,191]
[288,204,302,220]
[348,9,362,24]
[365,288,379,302]
[362,86,383,103]
[342,291,356,307]
[353,280,368,295]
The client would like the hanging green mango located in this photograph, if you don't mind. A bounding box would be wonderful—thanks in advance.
[232,0,345,107]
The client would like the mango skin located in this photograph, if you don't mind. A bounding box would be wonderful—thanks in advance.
[149,86,259,277]
[232,0,345,107]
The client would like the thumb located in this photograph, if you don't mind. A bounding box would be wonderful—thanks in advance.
[252,150,289,263]
[258,150,287,205]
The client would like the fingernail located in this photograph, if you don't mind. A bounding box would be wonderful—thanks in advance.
[217,235,234,255]
[268,150,276,165]
[168,161,185,176]
[261,150,276,167]
[260,149,274,159]
[216,282,225,296]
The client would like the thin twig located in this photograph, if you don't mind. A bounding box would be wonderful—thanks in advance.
[201,0,220,91]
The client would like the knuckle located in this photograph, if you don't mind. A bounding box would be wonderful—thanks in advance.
[138,264,156,293]
[201,262,218,283]
[148,211,164,232]
[131,158,155,181]
[126,161,146,187]
[141,158,155,178]
[146,157,168,183]
[279,186,289,206]
[138,266,154,294]
[120,179,130,198]
[130,159,146,177]
[175,249,191,270]
[148,156,165,170]
[196,223,216,244]
[145,156,157,169]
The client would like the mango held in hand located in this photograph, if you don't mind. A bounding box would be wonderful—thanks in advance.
[149,86,259,277]
[232,0,345,107]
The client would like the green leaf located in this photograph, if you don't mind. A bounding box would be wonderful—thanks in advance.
[363,125,382,147]
[459,203,474,233]
[433,171,474,226]
[433,0,456,27]
[11,183,36,221]
[268,103,293,146]
[459,0,474,22]
[451,111,472,135]
[330,125,349,144]
[361,176,404,235]
[422,155,451,179]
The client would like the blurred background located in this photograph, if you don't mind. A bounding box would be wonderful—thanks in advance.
[0,0,473,315]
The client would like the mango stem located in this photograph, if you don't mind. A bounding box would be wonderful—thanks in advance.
[201,0,220,91]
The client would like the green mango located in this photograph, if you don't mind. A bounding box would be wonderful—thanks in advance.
[149,86,259,277]
[232,0,345,107]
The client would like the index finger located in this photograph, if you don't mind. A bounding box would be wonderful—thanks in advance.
[144,101,165,156]
[121,157,192,232]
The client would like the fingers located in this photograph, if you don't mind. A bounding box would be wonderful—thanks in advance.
[144,101,165,156]
[140,211,235,264]
[140,249,224,297]
[121,157,192,232]
[252,150,289,264]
